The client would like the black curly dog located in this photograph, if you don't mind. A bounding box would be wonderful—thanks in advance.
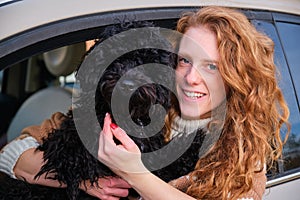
[0,20,205,200]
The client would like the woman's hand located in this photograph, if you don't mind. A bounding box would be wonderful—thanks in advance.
[79,177,131,200]
[98,113,148,177]
[98,114,195,200]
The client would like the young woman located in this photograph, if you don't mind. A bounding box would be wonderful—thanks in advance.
[98,6,290,200]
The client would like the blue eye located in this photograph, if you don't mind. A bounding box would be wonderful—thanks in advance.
[178,57,192,66]
[207,63,218,70]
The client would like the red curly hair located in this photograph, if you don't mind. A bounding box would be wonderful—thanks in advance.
[164,6,290,199]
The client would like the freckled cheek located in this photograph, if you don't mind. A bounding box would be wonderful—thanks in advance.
[175,70,185,86]
[206,78,227,105]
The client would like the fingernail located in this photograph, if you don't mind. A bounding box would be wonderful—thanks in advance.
[110,123,118,129]
[105,113,109,117]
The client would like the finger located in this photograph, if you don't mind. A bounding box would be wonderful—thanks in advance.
[101,113,115,149]
[99,113,111,146]
[99,113,113,161]
[99,187,129,198]
[81,179,129,199]
[107,177,131,188]
[110,125,138,152]
[97,177,131,197]
[103,113,113,140]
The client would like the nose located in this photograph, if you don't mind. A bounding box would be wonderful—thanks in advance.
[185,66,203,85]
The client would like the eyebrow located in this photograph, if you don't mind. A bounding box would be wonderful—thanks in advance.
[177,52,219,64]
[201,59,219,64]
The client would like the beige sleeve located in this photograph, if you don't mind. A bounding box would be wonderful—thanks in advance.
[0,112,67,179]
[239,168,267,200]
[168,168,266,200]
[21,112,67,143]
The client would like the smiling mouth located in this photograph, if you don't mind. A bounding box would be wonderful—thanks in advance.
[183,91,206,99]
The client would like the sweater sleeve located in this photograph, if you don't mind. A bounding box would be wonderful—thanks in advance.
[238,168,267,200]
[0,112,67,179]
[168,166,266,200]
[0,134,38,178]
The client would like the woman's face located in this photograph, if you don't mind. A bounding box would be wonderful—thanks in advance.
[176,26,227,120]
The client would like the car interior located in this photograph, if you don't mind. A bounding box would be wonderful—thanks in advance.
[0,42,87,145]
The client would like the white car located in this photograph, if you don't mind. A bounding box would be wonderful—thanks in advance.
[0,0,300,199]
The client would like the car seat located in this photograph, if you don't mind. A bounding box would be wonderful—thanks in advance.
[6,42,86,142]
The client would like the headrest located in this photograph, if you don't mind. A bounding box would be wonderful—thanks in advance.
[43,42,86,77]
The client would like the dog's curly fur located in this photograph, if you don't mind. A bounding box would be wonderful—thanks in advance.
[0,20,205,200]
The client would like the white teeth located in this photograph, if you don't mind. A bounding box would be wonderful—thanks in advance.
[184,91,204,98]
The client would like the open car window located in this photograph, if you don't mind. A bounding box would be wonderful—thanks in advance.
[0,3,300,199]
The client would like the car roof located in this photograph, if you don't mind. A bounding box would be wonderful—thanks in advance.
[1,0,300,42]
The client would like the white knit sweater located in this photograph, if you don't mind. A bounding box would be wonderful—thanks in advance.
[0,135,38,178]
